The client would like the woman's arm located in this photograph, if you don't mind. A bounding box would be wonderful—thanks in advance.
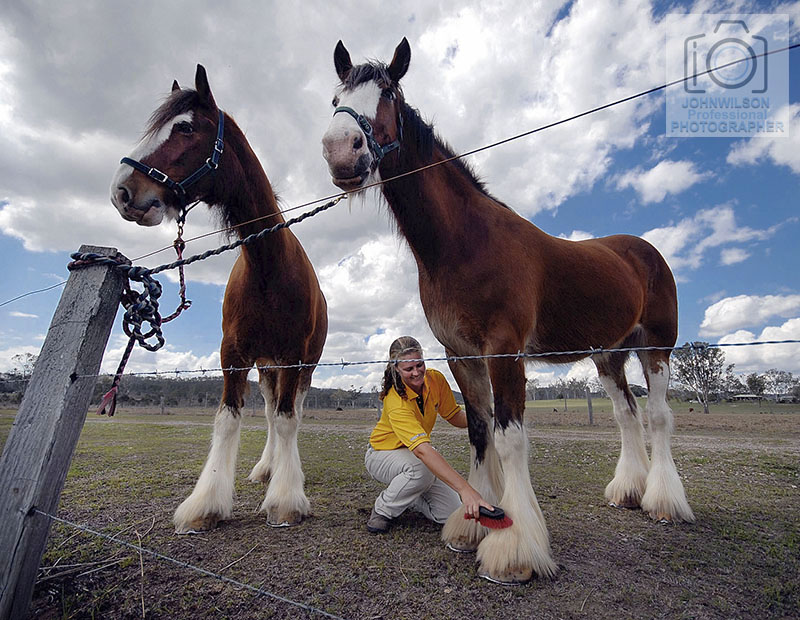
[446,409,468,428]
[411,442,493,518]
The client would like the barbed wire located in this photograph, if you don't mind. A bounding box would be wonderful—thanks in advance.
[33,509,346,620]
[0,338,797,389]
[0,338,781,382]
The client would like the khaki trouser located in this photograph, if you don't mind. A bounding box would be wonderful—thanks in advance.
[365,446,461,523]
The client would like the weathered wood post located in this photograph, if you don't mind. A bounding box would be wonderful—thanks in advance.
[586,386,594,426]
[0,245,126,620]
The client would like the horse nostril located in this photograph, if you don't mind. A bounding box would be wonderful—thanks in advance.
[116,186,130,205]
[353,135,363,151]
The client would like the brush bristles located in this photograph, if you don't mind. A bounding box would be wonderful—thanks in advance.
[464,513,514,529]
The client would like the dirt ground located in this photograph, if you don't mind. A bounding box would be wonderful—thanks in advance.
[1,405,797,619]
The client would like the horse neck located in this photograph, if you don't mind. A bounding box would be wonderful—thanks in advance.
[210,121,288,261]
[380,143,486,273]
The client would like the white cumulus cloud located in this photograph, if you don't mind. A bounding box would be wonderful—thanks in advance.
[717,318,800,375]
[726,104,800,175]
[615,160,711,204]
[642,205,777,278]
[700,294,800,338]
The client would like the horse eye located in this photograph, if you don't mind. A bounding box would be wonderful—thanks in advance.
[381,89,396,101]
[175,121,193,134]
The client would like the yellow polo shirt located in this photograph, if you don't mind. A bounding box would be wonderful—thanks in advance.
[369,369,461,451]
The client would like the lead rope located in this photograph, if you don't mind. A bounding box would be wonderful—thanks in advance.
[95,205,196,416]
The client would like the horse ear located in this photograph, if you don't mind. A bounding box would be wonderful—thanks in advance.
[194,64,217,109]
[172,80,180,92]
[388,37,411,83]
[334,40,352,82]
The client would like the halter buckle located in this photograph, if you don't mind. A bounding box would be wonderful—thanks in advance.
[147,167,169,184]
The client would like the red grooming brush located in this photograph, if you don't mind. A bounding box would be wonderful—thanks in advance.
[465,505,513,529]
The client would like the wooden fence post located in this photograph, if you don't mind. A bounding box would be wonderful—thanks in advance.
[0,245,127,620]
[586,386,594,426]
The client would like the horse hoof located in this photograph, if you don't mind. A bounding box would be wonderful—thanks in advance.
[446,542,477,554]
[175,514,220,534]
[267,510,304,527]
[649,511,674,524]
[247,467,271,484]
[478,567,533,586]
[608,496,641,510]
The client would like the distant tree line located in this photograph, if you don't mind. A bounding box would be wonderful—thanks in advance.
[671,342,799,414]
[0,356,387,411]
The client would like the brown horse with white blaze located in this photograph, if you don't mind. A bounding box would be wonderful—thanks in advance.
[111,65,327,533]
[322,39,694,584]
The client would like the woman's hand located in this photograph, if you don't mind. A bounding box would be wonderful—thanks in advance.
[459,485,495,520]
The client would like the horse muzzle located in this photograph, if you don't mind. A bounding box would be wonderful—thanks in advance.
[111,189,167,226]
[326,153,372,191]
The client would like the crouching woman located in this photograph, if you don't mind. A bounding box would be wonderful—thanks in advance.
[364,336,492,533]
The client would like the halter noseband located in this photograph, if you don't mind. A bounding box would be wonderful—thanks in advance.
[120,109,225,207]
[333,105,403,171]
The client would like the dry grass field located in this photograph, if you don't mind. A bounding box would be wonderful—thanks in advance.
[1,400,798,619]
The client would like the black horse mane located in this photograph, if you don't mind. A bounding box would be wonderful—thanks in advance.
[344,61,506,207]
[399,102,500,199]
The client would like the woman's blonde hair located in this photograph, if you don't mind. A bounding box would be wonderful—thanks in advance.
[379,336,423,400]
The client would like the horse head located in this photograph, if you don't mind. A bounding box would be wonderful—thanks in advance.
[321,38,410,192]
[110,64,224,226]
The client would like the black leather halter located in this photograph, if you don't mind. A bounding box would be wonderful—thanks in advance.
[333,105,402,171]
[120,109,225,206]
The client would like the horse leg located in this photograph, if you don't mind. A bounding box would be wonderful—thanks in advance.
[441,355,504,553]
[247,369,277,483]
[173,362,247,534]
[638,351,695,522]
[594,352,650,510]
[477,355,557,583]
[257,367,310,526]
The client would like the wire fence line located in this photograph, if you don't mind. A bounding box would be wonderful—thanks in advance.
[1,339,797,390]
[0,340,796,386]
[57,338,800,380]
[34,509,347,620]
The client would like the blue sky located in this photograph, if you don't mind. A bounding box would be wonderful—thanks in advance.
[1,1,798,392]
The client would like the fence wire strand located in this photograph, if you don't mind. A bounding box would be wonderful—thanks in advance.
[33,509,347,620]
[65,339,800,379]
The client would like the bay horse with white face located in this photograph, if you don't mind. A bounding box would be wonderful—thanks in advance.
[322,39,694,583]
[111,65,327,533]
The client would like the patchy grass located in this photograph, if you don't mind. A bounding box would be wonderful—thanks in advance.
[0,406,798,619]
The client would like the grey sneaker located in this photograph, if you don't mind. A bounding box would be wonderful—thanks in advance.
[366,508,391,533]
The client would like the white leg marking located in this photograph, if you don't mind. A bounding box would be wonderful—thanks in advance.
[598,374,650,508]
[641,363,695,522]
[260,390,309,525]
[248,377,277,484]
[174,404,241,533]
[477,424,557,581]
[441,441,505,552]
